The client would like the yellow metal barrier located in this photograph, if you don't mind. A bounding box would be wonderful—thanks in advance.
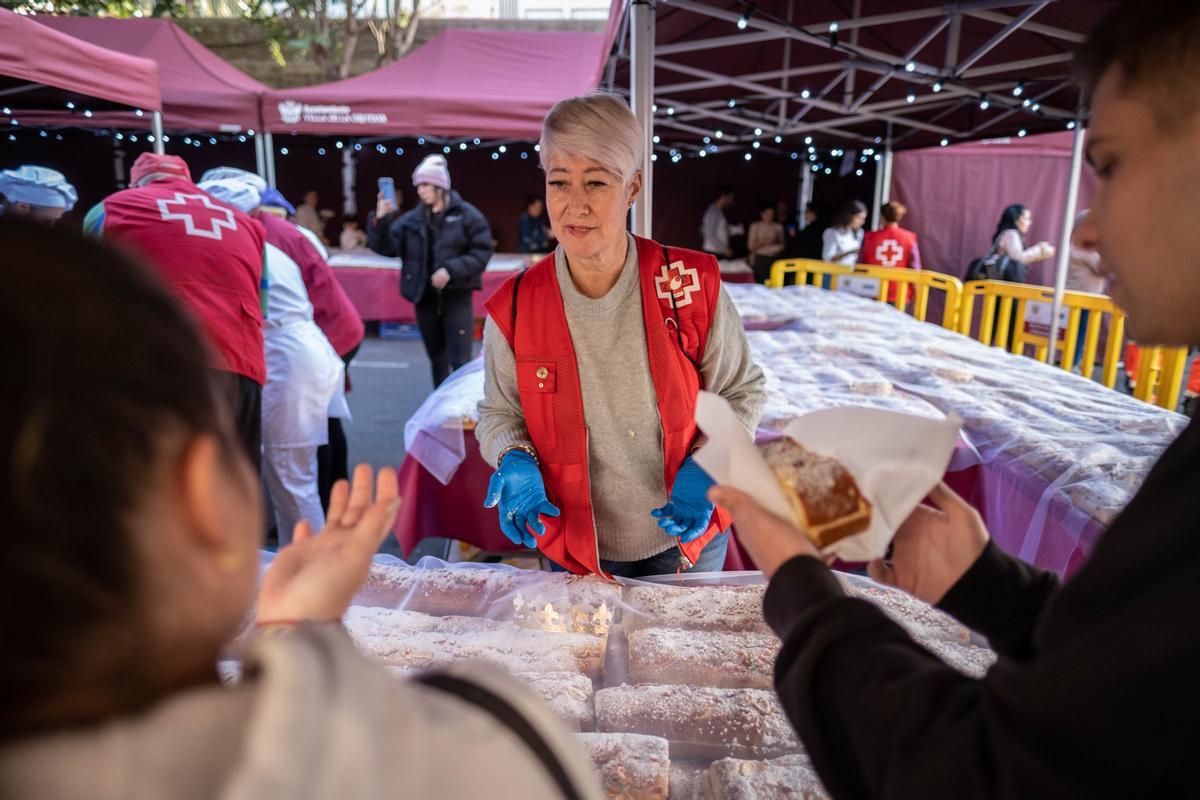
[843,265,963,329]
[766,258,854,289]
[1132,346,1190,411]
[766,260,963,329]
[960,280,1129,389]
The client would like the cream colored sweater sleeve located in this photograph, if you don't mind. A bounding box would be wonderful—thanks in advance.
[476,316,534,468]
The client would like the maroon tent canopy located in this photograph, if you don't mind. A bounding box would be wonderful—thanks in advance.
[0,8,160,113]
[262,26,613,138]
[34,16,265,132]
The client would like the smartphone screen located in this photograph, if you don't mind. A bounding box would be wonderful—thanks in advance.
[378,177,396,204]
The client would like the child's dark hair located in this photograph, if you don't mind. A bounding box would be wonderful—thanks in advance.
[0,217,227,739]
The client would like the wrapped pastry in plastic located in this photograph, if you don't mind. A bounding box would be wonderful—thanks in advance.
[576,733,670,800]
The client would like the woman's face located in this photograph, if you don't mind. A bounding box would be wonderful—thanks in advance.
[760,207,776,223]
[416,183,439,206]
[1017,209,1033,234]
[544,149,640,264]
[851,210,867,230]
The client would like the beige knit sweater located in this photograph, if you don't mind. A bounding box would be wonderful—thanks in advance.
[0,624,602,800]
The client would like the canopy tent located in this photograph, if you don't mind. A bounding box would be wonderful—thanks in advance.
[610,0,1106,358]
[32,16,266,133]
[262,26,618,139]
[0,8,160,115]
[608,0,1118,156]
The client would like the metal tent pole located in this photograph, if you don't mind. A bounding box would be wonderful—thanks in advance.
[870,152,884,228]
[1046,120,1086,366]
[112,140,127,189]
[254,133,266,180]
[880,146,893,205]
[630,0,655,237]
[151,111,165,155]
[799,165,814,229]
[263,132,277,186]
[342,146,357,216]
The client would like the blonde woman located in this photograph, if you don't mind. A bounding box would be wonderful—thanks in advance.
[477,93,765,579]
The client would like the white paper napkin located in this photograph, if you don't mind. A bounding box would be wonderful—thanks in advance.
[694,391,962,561]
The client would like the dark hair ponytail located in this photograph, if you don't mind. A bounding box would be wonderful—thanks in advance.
[993,204,1028,243]
[0,218,225,740]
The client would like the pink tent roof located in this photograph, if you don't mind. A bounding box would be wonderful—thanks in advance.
[0,9,160,112]
[34,16,265,132]
[263,27,612,138]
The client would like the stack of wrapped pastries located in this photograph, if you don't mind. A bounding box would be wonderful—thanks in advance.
[331,560,996,799]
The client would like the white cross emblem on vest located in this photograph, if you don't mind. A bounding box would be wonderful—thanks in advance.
[655,260,701,308]
[157,192,237,240]
[875,238,904,268]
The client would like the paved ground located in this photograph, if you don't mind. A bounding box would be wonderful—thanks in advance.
[342,325,479,558]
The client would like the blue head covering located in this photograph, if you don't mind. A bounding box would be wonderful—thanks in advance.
[260,187,296,215]
[0,165,77,210]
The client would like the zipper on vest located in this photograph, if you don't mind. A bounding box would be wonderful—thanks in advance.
[584,426,604,577]
[653,403,694,573]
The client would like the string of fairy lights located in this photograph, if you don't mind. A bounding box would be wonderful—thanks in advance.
[2,91,1079,176]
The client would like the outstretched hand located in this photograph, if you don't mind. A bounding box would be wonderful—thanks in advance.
[707,485,818,578]
[256,464,400,625]
[867,482,989,605]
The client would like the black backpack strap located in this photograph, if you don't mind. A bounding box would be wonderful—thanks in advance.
[416,672,585,800]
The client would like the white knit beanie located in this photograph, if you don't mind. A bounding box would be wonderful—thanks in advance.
[412,154,451,191]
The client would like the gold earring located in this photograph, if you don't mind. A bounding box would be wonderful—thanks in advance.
[216,550,240,573]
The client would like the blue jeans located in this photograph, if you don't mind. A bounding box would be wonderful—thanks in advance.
[551,532,729,579]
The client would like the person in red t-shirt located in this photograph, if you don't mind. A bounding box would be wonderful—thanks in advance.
[84,153,268,467]
[860,201,922,304]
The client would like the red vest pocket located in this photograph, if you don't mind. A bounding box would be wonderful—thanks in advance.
[517,361,557,393]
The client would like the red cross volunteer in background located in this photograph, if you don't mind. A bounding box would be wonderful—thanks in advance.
[85,153,268,467]
[476,93,766,580]
[861,200,922,304]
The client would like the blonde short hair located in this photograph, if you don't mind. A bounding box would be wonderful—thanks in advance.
[539,92,645,184]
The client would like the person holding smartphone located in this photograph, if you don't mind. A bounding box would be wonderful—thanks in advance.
[367,157,493,387]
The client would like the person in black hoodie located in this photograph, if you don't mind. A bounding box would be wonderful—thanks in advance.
[708,2,1200,796]
[368,155,493,387]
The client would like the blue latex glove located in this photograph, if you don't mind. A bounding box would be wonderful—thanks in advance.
[483,450,560,549]
[651,456,716,543]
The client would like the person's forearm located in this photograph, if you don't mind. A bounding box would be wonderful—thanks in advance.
[366,218,398,257]
[937,541,1059,661]
[477,320,534,467]
[764,557,996,799]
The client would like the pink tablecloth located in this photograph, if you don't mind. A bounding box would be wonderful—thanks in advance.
[393,431,1103,578]
[392,430,752,571]
[332,267,513,323]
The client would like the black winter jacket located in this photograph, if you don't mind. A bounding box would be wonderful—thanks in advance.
[367,191,493,304]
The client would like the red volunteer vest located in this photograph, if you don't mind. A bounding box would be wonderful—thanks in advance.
[861,224,919,302]
[256,211,365,357]
[485,236,732,579]
[102,178,267,384]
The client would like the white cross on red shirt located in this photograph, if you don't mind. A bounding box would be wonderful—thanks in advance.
[655,261,702,308]
[875,238,905,268]
[156,192,238,240]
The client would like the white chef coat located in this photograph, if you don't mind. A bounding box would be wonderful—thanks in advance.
[262,243,347,449]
